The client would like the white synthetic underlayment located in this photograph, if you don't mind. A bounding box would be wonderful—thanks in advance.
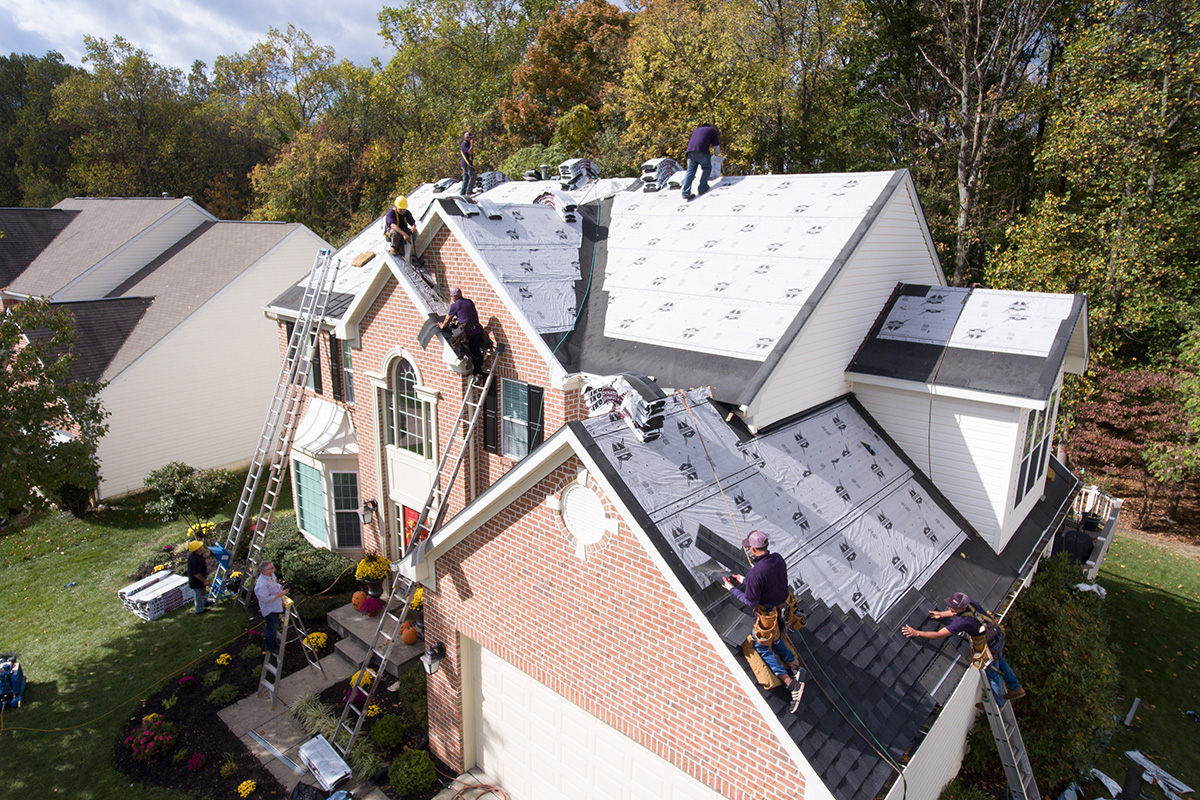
[878,285,1077,358]
[586,389,967,620]
[602,172,897,361]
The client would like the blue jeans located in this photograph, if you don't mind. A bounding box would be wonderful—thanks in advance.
[755,634,797,678]
[192,586,206,613]
[681,151,712,198]
[264,611,281,651]
[985,634,1021,705]
[461,164,477,195]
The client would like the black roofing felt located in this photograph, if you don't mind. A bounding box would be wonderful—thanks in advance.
[573,391,1069,800]
[22,297,153,383]
[268,282,356,322]
[848,283,1086,403]
[0,208,79,288]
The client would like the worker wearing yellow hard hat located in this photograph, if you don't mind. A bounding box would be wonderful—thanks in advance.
[386,194,417,258]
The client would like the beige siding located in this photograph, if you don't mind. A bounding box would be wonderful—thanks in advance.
[748,180,943,428]
[885,672,983,800]
[57,204,209,301]
[95,230,323,497]
[854,384,1022,549]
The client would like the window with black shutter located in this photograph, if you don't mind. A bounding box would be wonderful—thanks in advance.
[329,333,343,401]
[483,381,499,453]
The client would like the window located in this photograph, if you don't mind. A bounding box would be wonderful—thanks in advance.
[487,378,544,459]
[285,322,322,395]
[294,460,327,545]
[383,359,431,458]
[332,472,362,548]
[329,335,355,404]
[1015,386,1060,505]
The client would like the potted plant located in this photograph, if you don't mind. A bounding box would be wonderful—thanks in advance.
[355,553,390,596]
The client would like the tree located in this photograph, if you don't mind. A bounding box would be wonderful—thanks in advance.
[0,51,81,207]
[0,298,108,515]
[143,462,241,530]
[500,0,633,145]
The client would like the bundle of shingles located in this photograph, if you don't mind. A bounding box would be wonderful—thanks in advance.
[582,372,667,442]
[559,158,600,191]
[640,157,681,192]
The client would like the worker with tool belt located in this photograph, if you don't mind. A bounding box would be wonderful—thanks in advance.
[723,530,807,713]
[902,591,1025,707]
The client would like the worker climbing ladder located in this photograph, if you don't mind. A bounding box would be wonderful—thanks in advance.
[257,597,327,708]
[207,250,340,606]
[334,350,506,756]
[980,690,1040,800]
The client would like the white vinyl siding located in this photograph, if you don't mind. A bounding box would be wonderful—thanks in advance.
[884,671,984,800]
[748,180,944,428]
[56,203,211,301]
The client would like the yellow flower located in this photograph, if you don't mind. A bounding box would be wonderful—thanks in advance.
[142,713,160,723]
[237,779,256,797]
[367,704,382,717]
[216,653,232,666]
[350,668,375,689]
[410,586,424,613]
[355,555,390,581]
[304,632,328,651]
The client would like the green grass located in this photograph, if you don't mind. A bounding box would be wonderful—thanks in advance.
[0,502,255,799]
[1094,532,1200,790]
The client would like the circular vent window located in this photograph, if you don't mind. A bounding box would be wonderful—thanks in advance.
[560,482,606,546]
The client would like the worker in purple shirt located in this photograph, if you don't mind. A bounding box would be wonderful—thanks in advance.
[460,131,476,195]
[681,122,720,200]
[723,530,806,713]
[441,287,488,377]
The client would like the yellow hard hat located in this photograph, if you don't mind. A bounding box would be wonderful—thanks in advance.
[188,540,203,551]
[394,195,408,210]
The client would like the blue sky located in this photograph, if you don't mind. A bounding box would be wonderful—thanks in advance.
[0,0,393,70]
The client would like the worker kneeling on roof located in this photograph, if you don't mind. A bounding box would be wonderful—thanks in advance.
[385,195,417,259]
[723,530,807,714]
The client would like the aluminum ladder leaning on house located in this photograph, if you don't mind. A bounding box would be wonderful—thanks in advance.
[332,346,506,758]
[207,250,341,606]
[257,597,328,708]
[980,690,1041,800]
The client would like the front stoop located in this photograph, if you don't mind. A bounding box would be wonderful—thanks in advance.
[218,653,389,800]
[327,603,424,677]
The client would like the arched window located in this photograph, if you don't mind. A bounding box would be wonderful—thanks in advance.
[383,358,431,458]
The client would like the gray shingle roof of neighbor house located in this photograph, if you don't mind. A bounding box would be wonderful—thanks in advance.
[0,208,80,288]
[5,197,201,296]
[575,389,1079,800]
[847,283,1089,403]
[22,296,154,383]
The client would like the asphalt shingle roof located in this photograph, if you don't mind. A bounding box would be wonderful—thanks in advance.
[0,208,80,288]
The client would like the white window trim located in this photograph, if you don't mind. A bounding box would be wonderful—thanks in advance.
[330,469,363,549]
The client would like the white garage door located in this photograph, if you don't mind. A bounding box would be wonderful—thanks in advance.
[476,644,726,800]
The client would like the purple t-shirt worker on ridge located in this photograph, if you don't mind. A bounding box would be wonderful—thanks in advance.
[681,123,721,200]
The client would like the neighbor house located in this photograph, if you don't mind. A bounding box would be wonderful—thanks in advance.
[1,196,328,498]
[265,167,1090,800]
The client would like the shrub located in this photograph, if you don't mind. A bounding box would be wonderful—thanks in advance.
[220,752,238,778]
[939,781,992,800]
[125,715,178,760]
[161,694,178,710]
[389,749,437,795]
[371,714,407,749]
[346,738,386,780]
[240,643,263,660]
[262,515,305,565]
[278,542,356,594]
[143,462,240,526]
[207,684,239,705]
[252,665,262,680]
[399,667,427,723]
[202,670,222,687]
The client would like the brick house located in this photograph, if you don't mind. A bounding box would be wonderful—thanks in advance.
[266,167,1090,799]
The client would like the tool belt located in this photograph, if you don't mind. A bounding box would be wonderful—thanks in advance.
[785,592,807,629]
[961,605,1003,670]
[753,605,781,646]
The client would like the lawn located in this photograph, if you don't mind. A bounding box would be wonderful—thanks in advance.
[0,499,265,799]
[1093,531,1200,792]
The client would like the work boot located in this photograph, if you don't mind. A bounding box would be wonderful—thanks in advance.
[788,680,805,713]
[1004,687,1026,701]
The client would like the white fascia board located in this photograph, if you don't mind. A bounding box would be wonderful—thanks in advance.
[405,425,831,796]
[847,371,1048,410]
[52,198,214,301]
[431,206,571,387]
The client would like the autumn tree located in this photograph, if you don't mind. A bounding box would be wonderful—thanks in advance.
[0,52,81,207]
[1,298,108,516]
[500,0,633,145]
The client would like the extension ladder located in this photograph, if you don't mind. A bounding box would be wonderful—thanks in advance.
[334,350,504,756]
[257,597,327,708]
[407,344,505,560]
[208,250,339,605]
[981,689,1040,800]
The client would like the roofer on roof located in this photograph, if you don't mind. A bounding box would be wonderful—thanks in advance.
[903,591,1025,707]
[681,123,720,201]
[385,195,418,260]
[723,530,807,713]
[460,132,476,195]
[441,287,488,378]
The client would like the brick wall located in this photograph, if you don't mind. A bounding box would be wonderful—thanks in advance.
[424,456,806,800]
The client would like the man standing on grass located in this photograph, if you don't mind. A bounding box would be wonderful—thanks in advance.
[187,540,210,615]
[254,560,288,653]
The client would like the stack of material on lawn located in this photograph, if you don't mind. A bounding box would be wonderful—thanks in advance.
[0,653,26,708]
[119,570,189,620]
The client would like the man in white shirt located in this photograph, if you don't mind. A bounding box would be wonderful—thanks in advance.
[254,560,288,652]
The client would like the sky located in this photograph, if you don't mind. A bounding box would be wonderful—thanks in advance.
[0,0,394,71]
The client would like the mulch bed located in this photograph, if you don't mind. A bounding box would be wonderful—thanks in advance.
[113,610,340,800]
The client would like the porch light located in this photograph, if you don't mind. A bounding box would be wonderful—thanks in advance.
[420,642,446,676]
[359,499,378,525]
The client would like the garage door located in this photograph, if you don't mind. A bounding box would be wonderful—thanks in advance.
[476,644,726,800]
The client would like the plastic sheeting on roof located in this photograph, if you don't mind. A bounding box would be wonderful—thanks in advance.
[878,284,1077,358]
[585,388,967,620]
[602,172,896,361]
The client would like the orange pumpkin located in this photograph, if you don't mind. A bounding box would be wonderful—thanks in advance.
[351,591,367,610]
[401,626,419,645]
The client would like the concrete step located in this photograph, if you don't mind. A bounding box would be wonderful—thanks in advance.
[328,603,424,678]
